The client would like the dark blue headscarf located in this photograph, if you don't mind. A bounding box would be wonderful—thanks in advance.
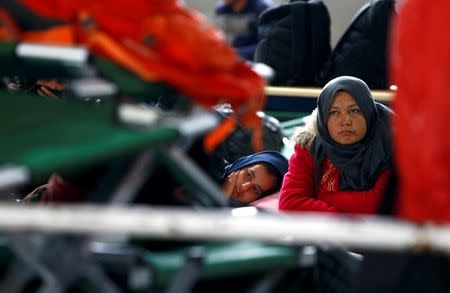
[222,151,289,195]
[312,76,393,190]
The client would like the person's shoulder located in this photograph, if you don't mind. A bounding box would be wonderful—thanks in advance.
[294,143,313,156]
[290,144,315,170]
[293,129,315,151]
[291,109,318,150]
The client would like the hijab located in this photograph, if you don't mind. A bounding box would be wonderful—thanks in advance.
[313,76,393,190]
[222,150,289,194]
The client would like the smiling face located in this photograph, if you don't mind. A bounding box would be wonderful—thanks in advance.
[222,163,278,203]
[326,91,367,145]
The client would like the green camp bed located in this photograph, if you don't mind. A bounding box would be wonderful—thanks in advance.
[0,94,177,181]
[0,40,229,206]
[0,232,311,292]
[89,240,309,292]
[0,93,226,206]
[140,241,300,288]
[0,41,175,100]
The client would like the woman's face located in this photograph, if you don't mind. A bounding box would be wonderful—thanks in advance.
[222,163,277,203]
[326,91,367,145]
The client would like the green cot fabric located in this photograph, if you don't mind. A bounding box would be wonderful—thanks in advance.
[143,241,298,287]
[0,43,18,76]
[0,93,179,181]
[0,42,174,97]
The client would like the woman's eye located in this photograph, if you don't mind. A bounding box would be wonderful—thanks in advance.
[253,187,260,195]
[329,111,338,116]
[246,171,252,179]
[350,108,360,113]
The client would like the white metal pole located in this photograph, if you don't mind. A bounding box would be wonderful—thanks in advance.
[0,204,449,253]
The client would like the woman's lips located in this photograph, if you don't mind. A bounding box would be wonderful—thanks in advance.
[340,130,354,135]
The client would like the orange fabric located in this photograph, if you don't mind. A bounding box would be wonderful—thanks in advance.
[391,0,450,222]
[22,25,75,44]
[79,24,158,81]
[204,115,237,153]
[15,0,265,151]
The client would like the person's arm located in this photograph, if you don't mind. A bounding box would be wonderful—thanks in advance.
[278,145,339,212]
[319,168,392,214]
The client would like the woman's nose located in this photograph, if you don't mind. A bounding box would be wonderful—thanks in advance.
[341,113,352,125]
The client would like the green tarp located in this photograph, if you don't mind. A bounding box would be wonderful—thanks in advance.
[0,94,179,181]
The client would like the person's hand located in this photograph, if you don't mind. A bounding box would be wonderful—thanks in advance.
[35,79,67,99]
[36,85,59,98]
[222,171,238,199]
[22,173,87,203]
[22,184,48,203]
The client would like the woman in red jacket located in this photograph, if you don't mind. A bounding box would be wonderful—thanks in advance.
[279,76,393,214]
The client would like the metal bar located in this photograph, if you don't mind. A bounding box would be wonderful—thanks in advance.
[265,86,394,102]
[16,43,88,65]
[162,147,227,207]
[108,150,156,205]
[0,204,449,253]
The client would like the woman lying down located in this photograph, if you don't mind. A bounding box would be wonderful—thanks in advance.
[22,151,289,209]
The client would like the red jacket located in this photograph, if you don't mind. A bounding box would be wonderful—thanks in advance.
[279,145,391,214]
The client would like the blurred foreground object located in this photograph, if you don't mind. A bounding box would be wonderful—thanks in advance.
[0,0,266,152]
[391,0,450,222]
